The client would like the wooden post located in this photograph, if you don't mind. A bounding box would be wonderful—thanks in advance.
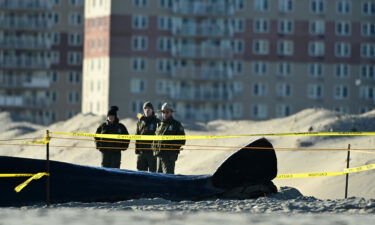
[46,130,50,206]
[345,144,350,199]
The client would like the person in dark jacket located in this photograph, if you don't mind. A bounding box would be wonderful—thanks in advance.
[95,106,129,168]
[135,101,160,172]
[152,103,185,174]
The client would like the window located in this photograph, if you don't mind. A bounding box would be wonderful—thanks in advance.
[334,106,349,114]
[231,39,244,54]
[68,71,81,84]
[131,58,147,72]
[307,84,323,99]
[67,52,82,65]
[131,36,148,51]
[276,83,292,97]
[360,64,375,79]
[253,39,269,55]
[235,0,245,11]
[334,85,349,99]
[252,61,268,76]
[309,20,325,35]
[276,104,292,117]
[252,82,268,96]
[158,16,172,30]
[230,61,243,75]
[232,103,243,118]
[159,0,172,8]
[69,13,82,26]
[359,86,374,101]
[335,42,351,58]
[335,64,350,78]
[336,0,351,14]
[232,18,245,33]
[279,0,294,12]
[277,62,292,76]
[361,23,375,37]
[131,100,144,114]
[132,15,148,29]
[310,0,325,14]
[308,41,325,57]
[48,71,59,82]
[157,37,172,52]
[251,104,268,119]
[361,43,375,58]
[133,0,148,8]
[308,63,323,78]
[68,32,83,46]
[362,2,375,15]
[335,21,351,36]
[130,78,146,94]
[156,58,172,73]
[277,40,294,56]
[254,0,269,11]
[70,0,83,6]
[278,19,294,34]
[67,91,80,104]
[253,19,269,33]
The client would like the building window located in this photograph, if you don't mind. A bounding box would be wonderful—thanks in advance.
[362,2,375,15]
[231,39,244,54]
[254,0,269,11]
[360,64,375,79]
[69,13,82,26]
[277,62,292,76]
[252,61,268,76]
[310,0,325,14]
[70,0,83,6]
[335,64,350,78]
[253,39,269,55]
[132,15,148,29]
[334,106,349,114]
[359,86,374,101]
[131,36,148,51]
[336,0,351,14]
[252,82,268,96]
[276,104,292,117]
[278,19,294,34]
[159,0,172,8]
[157,37,172,52]
[131,58,147,72]
[253,19,269,33]
[68,32,83,46]
[307,84,324,99]
[308,63,323,78]
[335,21,351,36]
[48,71,59,82]
[277,40,294,56]
[279,0,294,12]
[308,41,325,57]
[67,91,80,104]
[334,85,349,100]
[131,100,144,114]
[158,16,172,30]
[156,58,172,73]
[335,42,351,58]
[276,83,292,97]
[361,22,375,37]
[130,78,146,94]
[68,71,81,84]
[251,104,268,119]
[67,52,82,65]
[309,20,325,35]
[133,0,148,8]
[361,43,375,58]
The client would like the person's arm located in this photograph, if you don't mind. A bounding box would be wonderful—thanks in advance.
[135,121,140,151]
[95,125,102,149]
[121,124,130,150]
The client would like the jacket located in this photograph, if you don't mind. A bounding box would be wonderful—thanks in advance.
[95,119,129,152]
[135,115,160,154]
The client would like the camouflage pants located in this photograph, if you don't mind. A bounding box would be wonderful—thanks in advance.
[101,150,121,168]
[137,153,157,172]
[157,154,178,174]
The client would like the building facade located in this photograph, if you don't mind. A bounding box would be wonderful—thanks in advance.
[0,0,83,124]
[82,0,375,121]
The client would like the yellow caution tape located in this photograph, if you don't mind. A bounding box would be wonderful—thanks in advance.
[276,163,375,179]
[51,131,375,141]
[0,173,49,192]
[21,135,50,144]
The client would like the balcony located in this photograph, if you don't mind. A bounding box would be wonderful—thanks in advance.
[172,1,235,15]
[171,45,233,59]
[0,96,50,108]
[0,57,51,69]
[0,18,53,30]
[0,38,52,50]
[171,66,234,80]
[172,24,234,37]
[0,77,50,88]
[169,88,234,101]
[0,0,53,11]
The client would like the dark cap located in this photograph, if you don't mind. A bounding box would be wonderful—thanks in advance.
[143,101,154,111]
[107,106,119,117]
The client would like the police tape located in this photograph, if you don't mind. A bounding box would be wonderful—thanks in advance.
[276,163,375,179]
[20,136,50,145]
[50,131,375,141]
[0,172,49,192]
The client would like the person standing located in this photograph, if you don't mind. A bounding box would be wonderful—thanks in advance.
[95,106,129,168]
[135,101,160,172]
[153,103,185,174]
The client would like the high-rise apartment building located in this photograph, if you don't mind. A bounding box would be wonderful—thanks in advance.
[82,0,375,121]
[0,0,83,124]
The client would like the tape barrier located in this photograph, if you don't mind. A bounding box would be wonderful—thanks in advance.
[21,135,50,145]
[276,163,375,179]
[0,172,49,192]
[51,131,375,141]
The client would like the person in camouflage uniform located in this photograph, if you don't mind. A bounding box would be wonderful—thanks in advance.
[95,106,129,168]
[135,101,160,172]
[152,103,185,174]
